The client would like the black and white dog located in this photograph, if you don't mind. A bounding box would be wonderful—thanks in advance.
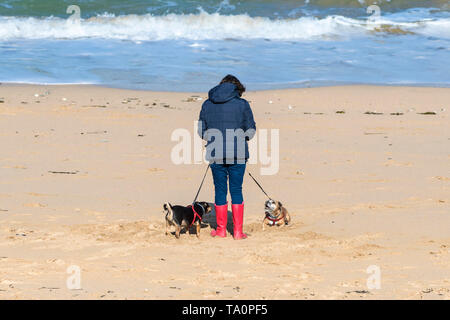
[163,202,212,238]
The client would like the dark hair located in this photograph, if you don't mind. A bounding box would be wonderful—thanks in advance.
[220,74,245,97]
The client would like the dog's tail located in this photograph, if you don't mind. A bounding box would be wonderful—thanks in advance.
[163,202,173,220]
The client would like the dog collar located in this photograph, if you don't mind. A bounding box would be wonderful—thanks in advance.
[266,211,285,223]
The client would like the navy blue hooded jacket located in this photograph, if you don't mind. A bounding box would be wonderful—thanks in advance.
[198,82,256,163]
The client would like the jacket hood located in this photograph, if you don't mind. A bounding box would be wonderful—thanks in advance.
[208,82,239,104]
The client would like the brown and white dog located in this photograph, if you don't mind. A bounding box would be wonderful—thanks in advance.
[262,199,291,230]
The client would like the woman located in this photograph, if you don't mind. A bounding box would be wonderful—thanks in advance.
[198,75,256,240]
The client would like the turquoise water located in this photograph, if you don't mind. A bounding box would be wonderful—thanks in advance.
[0,0,449,90]
[1,0,449,18]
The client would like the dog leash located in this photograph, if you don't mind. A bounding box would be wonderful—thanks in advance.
[192,164,210,204]
[247,171,272,200]
[189,164,210,226]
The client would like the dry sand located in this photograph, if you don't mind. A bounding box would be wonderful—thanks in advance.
[0,84,449,299]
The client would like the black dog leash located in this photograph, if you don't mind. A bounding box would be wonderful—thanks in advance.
[193,166,272,203]
[192,164,210,204]
[248,171,272,200]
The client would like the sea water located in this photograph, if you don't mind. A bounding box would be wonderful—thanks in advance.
[0,0,449,91]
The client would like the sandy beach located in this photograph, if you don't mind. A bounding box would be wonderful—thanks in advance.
[0,84,449,299]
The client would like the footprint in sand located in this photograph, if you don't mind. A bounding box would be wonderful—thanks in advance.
[24,202,47,208]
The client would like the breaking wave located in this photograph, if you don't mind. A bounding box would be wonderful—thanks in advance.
[0,11,449,41]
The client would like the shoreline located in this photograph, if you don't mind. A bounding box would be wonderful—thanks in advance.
[2,82,450,93]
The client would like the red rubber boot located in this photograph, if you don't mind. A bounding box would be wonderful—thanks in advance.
[211,203,228,237]
[232,203,247,240]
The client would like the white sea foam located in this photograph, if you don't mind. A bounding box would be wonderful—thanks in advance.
[0,12,448,41]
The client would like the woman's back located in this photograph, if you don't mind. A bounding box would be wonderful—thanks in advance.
[199,82,256,163]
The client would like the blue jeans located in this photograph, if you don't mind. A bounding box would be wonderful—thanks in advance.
[210,163,246,205]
